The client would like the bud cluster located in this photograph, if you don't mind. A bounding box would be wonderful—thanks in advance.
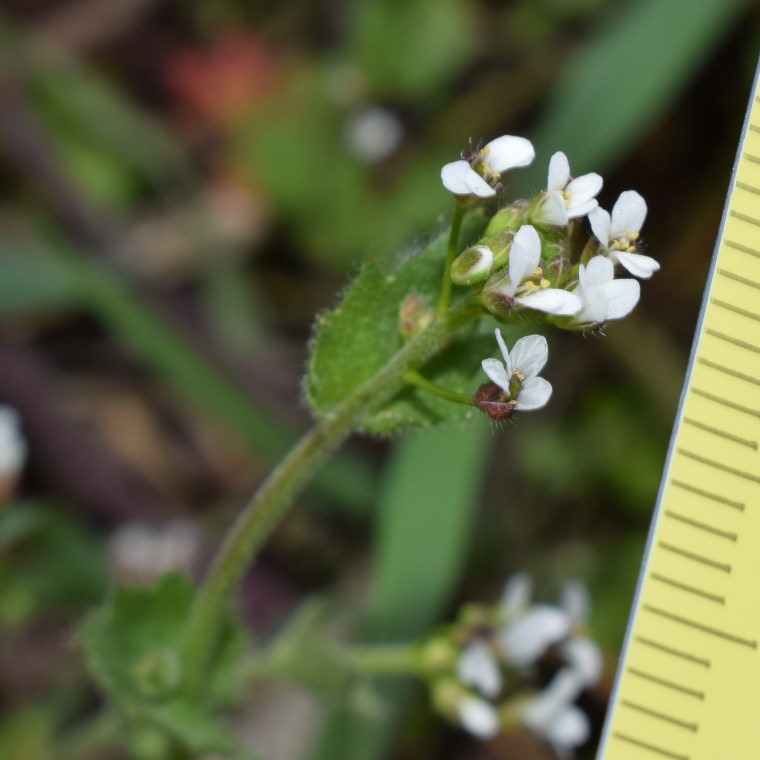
[420,574,603,755]
[442,137,659,331]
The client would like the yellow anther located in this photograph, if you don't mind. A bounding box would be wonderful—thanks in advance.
[540,278,550,288]
[523,281,538,292]
[512,371,526,383]
[492,171,501,180]
[533,267,543,276]
[630,231,640,241]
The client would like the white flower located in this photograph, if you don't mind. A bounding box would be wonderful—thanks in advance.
[0,406,26,482]
[441,135,535,198]
[458,695,501,739]
[533,151,603,226]
[487,225,582,316]
[521,669,590,754]
[481,329,553,412]
[560,579,590,626]
[457,641,503,698]
[571,256,640,325]
[561,637,603,688]
[344,106,404,163]
[498,604,572,666]
[501,572,533,616]
[589,191,659,278]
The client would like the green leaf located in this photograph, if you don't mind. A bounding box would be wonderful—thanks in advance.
[306,215,486,434]
[80,574,250,757]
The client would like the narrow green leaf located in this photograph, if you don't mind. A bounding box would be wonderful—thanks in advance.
[526,0,754,177]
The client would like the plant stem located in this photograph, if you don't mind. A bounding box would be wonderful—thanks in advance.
[403,369,475,406]
[343,643,420,676]
[437,203,466,316]
[182,301,479,698]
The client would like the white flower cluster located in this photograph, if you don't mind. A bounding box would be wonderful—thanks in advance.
[453,574,603,756]
[0,405,27,492]
[442,135,659,328]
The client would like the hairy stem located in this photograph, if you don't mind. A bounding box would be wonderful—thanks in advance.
[403,369,475,406]
[182,300,479,697]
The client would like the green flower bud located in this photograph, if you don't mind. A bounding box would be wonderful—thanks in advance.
[483,200,529,237]
[419,635,459,676]
[450,229,513,286]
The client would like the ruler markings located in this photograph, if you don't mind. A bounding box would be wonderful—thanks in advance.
[650,572,725,604]
[725,239,760,259]
[612,734,689,760]
[678,449,760,486]
[682,416,757,449]
[663,510,738,541]
[634,636,710,668]
[620,701,698,732]
[716,268,760,290]
[697,357,760,388]
[742,153,760,166]
[690,387,760,418]
[657,542,731,573]
[705,328,760,355]
[643,605,758,649]
[711,298,760,324]
[749,124,760,134]
[736,180,760,196]
[670,478,744,511]
[730,209,760,228]
[626,667,704,699]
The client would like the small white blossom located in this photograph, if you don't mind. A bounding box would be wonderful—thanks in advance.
[481,329,553,412]
[589,191,659,278]
[502,572,533,616]
[488,225,582,316]
[561,637,603,688]
[457,641,503,698]
[344,106,404,163]
[0,406,27,484]
[498,605,572,666]
[533,151,602,226]
[441,135,535,198]
[560,579,590,626]
[571,256,640,325]
[458,695,501,739]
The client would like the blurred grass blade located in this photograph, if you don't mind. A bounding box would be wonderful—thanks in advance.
[313,423,490,760]
[527,0,753,176]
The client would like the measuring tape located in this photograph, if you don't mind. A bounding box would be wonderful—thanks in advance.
[598,59,760,760]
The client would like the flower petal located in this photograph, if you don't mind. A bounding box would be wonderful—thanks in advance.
[516,288,582,316]
[499,605,571,666]
[486,135,535,173]
[458,696,501,739]
[599,278,640,320]
[534,191,568,226]
[494,327,511,371]
[566,198,598,219]
[560,580,590,625]
[610,190,647,238]
[583,255,615,287]
[521,668,583,732]
[562,637,603,687]
[588,206,611,247]
[515,376,552,411]
[547,151,570,191]
[441,160,495,197]
[545,704,590,750]
[566,172,603,205]
[481,358,510,393]
[457,641,503,698]
[502,573,533,615]
[572,282,608,324]
[611,250,660,279]
[508,224,541,286]
[508,334,548,379]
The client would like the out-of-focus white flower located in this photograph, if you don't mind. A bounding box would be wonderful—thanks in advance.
[109,518,203,584]
[458,694,501,739]
[589,191,659,279]
[562,637,603,688]
[344,106,404,163]
[533,152,602,226]
[0,406,27,484]
[502,572,533,616]
[498,605,572,667]
[484,225,582,316]
[441,135,535,198]
[457,641,503,698]
[571,256,640,325]
[560,579,590,626]
[481,328,553,412]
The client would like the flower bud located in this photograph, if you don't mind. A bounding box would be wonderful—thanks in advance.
[420,636,459,676]
[399,293,434,339]
[450,228,513,286]
[475,382,516,420]
[483,201,529,237]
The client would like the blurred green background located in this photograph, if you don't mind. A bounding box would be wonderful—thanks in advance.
[0,0,758,758]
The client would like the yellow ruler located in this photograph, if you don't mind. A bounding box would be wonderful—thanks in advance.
[598,60,760,760]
